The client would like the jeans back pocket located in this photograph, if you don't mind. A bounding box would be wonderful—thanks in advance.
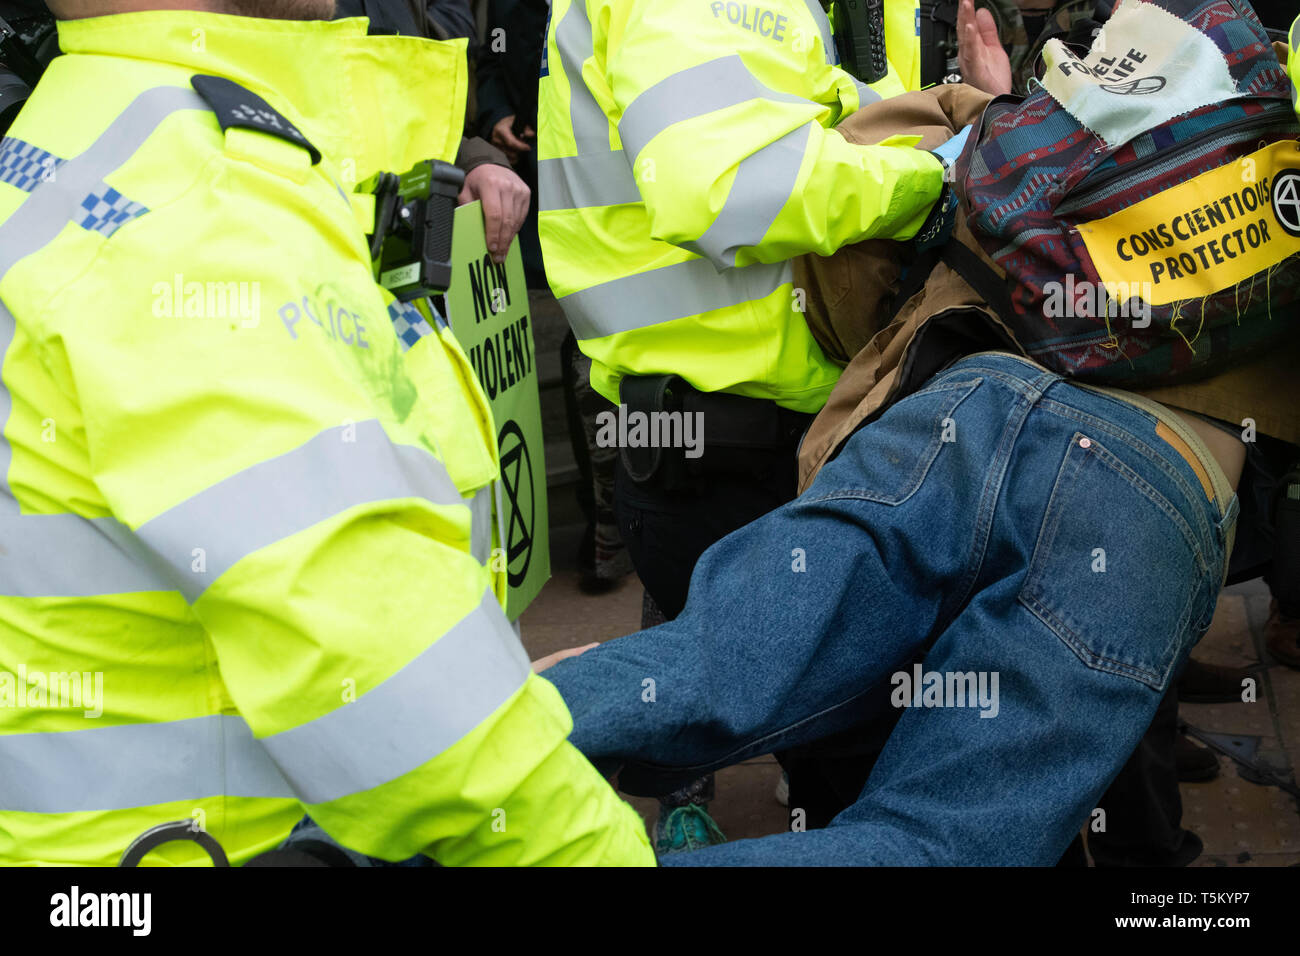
[1018,431,1205,691]
[816,378,983,507]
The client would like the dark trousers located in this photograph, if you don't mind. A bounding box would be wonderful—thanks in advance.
[614,444,801,621]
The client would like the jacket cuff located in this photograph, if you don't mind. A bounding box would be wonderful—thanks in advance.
[456,136,511,174]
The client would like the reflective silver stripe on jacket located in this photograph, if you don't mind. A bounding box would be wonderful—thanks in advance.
[134,420,465,603]
[606,55,820,266]
[617,56,807,165]
[681,124,812,268]
[852,76,882,107]
[470,484,493,565]
[0,714,295,813]
[797,1,882,106]
[540,1,636,213]
[562,256,793,339]
[0,589,528,813]
[543,9,855,338]
[261,589,531,805]
[0,416,467,600]
[537,150,640,212]
[555,0,608,153]
[0,506,176,598]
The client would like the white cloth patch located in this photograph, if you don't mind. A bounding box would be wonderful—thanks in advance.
[1040,0,1238,148]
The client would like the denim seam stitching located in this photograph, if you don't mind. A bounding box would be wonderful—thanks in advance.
[1170,582,1201,685]
[921,362,1058,636]
[1021,432,1083,607]
[801,379,982,507]
[1037,396,1214,553]
[935,378,1041,638]
[1077,385,1237,515]
[618,684,888,778]
[1039,397,1201,507]
[937,364,1051,400]
[1020,591,1174,688]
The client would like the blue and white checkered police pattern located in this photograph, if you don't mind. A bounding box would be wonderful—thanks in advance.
[0,138,66,194]
[388,300,440,352]
[78,186,150,238]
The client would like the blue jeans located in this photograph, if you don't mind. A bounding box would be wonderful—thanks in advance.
[545,352,1238,865]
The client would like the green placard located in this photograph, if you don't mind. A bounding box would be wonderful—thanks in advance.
[444,202,550,619]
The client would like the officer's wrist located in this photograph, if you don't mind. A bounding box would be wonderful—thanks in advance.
[914,179,956,250]
[925,150,956,212]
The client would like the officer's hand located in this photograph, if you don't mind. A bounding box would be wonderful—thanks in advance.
[491,114,534,165]
[532,643,600,674]
[957,0,1013,96]
[459,164,531,265]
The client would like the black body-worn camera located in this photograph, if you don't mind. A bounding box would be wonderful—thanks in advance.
[826,0,889,85]
[363,159,465,301]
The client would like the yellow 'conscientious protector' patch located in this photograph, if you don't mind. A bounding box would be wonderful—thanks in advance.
[1076,140,1300,306]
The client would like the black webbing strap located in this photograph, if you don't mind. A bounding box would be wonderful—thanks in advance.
[939,238,1015,326]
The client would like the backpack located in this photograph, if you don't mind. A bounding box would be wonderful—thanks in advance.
[954,0,1300,386]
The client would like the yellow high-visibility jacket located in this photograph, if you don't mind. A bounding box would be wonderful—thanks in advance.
[0,11,653,867]
[886,0,923,92]
[538,0,940,413]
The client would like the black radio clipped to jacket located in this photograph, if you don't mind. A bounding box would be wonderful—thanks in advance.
[364,159,465,301]
[826,0,889,85]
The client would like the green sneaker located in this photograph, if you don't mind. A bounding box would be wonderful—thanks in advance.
[653,803,727,856]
